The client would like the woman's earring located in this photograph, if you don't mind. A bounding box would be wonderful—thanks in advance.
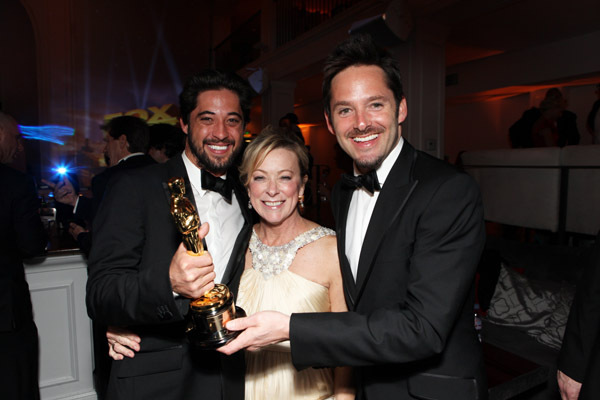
[298,195,304,210]
[248,200,253,209]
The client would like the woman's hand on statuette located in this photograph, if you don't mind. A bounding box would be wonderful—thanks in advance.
[107,326,141,360]
[217,311,290,355]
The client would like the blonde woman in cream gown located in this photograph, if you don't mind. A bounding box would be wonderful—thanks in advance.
[238,127,353,400]
[238,226,337,400]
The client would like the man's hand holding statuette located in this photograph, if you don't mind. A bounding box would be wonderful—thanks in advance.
[169,222,216,298]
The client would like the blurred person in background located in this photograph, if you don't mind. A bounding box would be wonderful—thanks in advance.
[44,115,154,399]
[148,123,186,163]
[0,111,47,399]
[45,115,155,254]
[586,84,600,144]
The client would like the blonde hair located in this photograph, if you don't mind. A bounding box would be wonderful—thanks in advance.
[239,125,309,187]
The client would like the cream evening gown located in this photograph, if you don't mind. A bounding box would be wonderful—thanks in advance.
[237,226,336,400]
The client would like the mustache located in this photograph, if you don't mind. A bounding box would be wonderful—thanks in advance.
[204,138,235,146]
[348,125,384,138]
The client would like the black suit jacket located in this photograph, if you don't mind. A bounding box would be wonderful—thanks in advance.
[290,141,487,399]
[75,154,156,252]
[0,164,47,331]
[558,232,600,399]
[0,164,46,399]
[86,154,253,400]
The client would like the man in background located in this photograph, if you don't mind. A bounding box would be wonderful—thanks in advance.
[0,111,47,399]
[509,88,579,148]
[148,123,186,163]
[279,112,305,144]
[45,115,154,398]
[586,83,600,144]
[557,232,600,400]
[47,115,155,255]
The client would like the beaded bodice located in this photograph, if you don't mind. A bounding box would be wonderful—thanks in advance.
[249,226,335,279]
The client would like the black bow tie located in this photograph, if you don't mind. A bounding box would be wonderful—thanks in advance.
[341,170,381,195]
[201,170,233,202]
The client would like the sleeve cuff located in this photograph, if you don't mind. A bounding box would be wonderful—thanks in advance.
[73,195,80,213]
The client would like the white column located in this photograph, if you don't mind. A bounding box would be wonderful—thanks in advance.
[391,20,447,159]
[26,254,96,400]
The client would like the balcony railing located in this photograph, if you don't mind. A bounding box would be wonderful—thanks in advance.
[214,11,261,72]
[276,0,359,47]
[213,0,361,71]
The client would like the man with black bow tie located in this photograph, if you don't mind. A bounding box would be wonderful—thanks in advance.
[86,69,255,400]
[221,35,487,400]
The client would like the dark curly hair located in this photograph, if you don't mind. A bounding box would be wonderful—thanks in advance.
[179,69,255,127]
[322,34,404,118]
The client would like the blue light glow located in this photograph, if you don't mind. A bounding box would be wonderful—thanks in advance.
[50,164,73,181]
[19,125,75,145]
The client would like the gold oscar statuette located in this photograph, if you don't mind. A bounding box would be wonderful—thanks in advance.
[167,177,245,349]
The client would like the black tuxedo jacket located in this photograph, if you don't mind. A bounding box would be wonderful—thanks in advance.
[75,153,156,225]
[290,141,487,399]
[0,164,47,330]
[86,154,253,400]
[558,232,600,399]
[75,154,155,255]
[0,163,46,398]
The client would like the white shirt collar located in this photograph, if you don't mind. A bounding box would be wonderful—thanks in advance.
[117,152,145,164]
[180,152,242,284]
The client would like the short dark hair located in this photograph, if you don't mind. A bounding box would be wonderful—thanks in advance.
[279,112,299,125]
[322,34,404,118]
[101,115,150,153]
[149,123,186,158]
[179,69,255,126]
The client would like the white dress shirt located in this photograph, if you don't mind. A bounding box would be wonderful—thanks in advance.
[182,152,244,283]
[345,137,404,281]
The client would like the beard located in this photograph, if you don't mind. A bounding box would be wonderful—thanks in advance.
[187,135,242,175]
[348,125,388,173]
[354,154,386,172]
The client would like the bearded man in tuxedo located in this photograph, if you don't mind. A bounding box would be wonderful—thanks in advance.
[86,70,255,400]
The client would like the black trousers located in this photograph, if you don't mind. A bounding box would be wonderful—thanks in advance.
[0,320,40,400]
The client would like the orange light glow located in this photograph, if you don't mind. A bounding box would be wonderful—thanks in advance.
[447,76,600,105]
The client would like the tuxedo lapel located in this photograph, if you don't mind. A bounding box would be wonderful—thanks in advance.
[163,155,196,207]
[221,176,253,290]
[354,143,419,303]
[334,183,358,308]
[162,155,207,252]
